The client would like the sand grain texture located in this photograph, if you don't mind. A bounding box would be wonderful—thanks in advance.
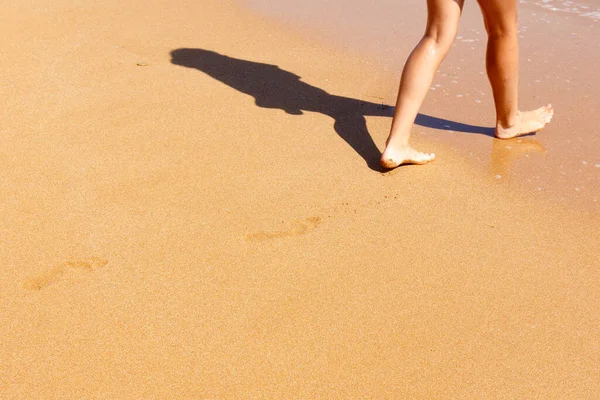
[1,0,599,398]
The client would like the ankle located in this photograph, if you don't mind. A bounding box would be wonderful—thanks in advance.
[386,133,409,148]
[497,112,519,130]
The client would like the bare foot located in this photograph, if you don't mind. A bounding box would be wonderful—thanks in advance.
[380,145,435,169]
[496,104,554,139]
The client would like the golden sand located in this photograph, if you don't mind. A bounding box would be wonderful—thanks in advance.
[1,0,598,398]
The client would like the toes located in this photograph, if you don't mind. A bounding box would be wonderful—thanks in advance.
[538,104,554,124]
[411,152,435,164]
[543,110,554,123]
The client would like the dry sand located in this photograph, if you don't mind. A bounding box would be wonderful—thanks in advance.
[1,0,599,398]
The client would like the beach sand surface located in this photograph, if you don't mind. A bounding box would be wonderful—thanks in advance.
[1,0,599,398]
[243,0,600,210]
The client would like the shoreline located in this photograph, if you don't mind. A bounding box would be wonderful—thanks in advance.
[240,0,600,211]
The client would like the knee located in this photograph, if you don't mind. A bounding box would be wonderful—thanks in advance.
[424,25,457,52]
[485,15,518,40]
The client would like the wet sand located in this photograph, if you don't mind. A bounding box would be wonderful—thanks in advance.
[1,0,599,398]
[244,0,600,210]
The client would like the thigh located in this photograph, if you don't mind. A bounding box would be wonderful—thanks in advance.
[425,0,465,42]
[476,0,517,34]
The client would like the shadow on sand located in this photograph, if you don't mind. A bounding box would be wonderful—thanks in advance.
[170,48,495,171]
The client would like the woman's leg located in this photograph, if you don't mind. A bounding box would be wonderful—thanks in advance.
[477,0,553,138]
[381,0,464,169]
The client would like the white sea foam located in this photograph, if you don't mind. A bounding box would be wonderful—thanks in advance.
[525,0,600,20]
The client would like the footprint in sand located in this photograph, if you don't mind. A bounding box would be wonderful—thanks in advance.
[246,217,322,242]
[23,257,108,290]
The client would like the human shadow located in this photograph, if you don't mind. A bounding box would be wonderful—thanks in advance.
[170,48,495,171]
